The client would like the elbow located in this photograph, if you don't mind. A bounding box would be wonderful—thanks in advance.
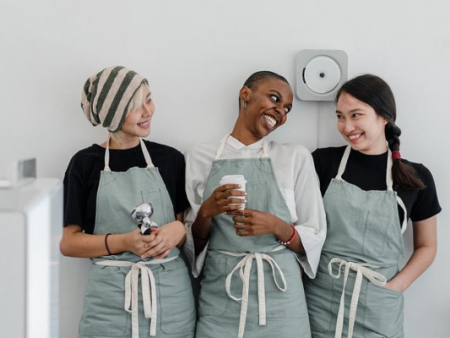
[59,239,70,257]
[59,236,74,257]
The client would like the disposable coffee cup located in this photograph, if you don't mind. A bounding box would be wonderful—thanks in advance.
[219,175,246,210]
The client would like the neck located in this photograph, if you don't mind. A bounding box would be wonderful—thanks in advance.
[105,132,141,150]
[357,141,388,155]
[230,122,262,146]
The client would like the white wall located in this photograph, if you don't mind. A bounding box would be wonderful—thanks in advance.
[1,1,448,337]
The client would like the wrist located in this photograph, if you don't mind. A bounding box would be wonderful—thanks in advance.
[274,220,289,237]
[199,205,212,220]
[111,233,127,253]
[389,276,408,292]
[278,225,296,246]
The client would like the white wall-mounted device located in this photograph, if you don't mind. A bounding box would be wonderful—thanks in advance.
[296,49,348,101]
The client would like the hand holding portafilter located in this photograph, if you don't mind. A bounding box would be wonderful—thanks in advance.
[130,203,158,235]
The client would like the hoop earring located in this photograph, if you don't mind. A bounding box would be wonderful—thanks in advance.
[242,100,247,109]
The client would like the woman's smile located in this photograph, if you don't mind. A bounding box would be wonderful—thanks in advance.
[263,113,277,129]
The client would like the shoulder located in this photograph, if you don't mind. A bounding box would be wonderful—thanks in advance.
[185,140,221,163]
[401,158,435,184]
[312,146,346,163]
[143,139,184,161]
[67,145,103,170]
[269,141,312,158]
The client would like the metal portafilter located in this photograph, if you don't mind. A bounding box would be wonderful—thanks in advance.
[130,203,159,235]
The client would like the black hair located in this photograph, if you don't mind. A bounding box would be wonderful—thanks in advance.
[336,74,425,190]
[239,71,290,109]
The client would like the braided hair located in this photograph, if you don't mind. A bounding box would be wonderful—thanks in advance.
[336,74,425,190]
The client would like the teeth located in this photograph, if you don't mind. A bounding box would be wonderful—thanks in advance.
[138,121,149,126]
[349,134,361,140]
[264,114,276,127]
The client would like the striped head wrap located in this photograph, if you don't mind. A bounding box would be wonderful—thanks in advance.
[81,66,148,132]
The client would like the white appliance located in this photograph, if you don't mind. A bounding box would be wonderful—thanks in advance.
[0,178,62,338]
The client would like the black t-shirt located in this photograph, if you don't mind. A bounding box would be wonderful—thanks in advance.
[63,140,190,234]
[312,146,441,224]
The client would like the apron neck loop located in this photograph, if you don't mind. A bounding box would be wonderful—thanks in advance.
[261,139,270,158]
[104,136,112,172]
[386,148,394,191]
[386,148,407,233]
[104,137,155,171]
[214,134,230,160]
[139,138,155,169]
[214,134,270,160]
[336,145,351,180]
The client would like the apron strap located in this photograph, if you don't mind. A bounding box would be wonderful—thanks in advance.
[218,246,287,338]
[387,149,408,232]
[214,134,230,160]
[139,138,154,168]
[95,256,178,338]
[328,258,387,338]
[104,136,112,172]
[104,137,154,171]
[214,134,270,160]
[261,139,270,158]
[336,145,408,232]
[336,145,351,180]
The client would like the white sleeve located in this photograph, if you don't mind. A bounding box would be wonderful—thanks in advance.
[292,147,327,279]
[182,143,216,278]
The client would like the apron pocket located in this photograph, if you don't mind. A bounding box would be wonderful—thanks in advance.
[304,272,334,333]
[79,267,129,336]
[363,283,404,338]
[158,265,196,334]
[362,210,390,257]
[198,253,229,317]
[141,189,166,226]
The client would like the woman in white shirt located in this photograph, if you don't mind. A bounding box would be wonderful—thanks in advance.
[184,71,327,338]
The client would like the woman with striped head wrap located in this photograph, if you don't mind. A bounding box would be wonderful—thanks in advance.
[61,66,196,338]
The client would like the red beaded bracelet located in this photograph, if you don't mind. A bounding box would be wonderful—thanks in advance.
[279,225,296,246]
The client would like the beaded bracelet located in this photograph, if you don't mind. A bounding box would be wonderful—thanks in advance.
[279,225,296,246]
[105,233,112,255]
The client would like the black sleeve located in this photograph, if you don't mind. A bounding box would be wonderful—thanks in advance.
[311,149,325,196]
[174,152,190,215]
[410,164,442,222]
[312,147,345,197]
[63,154,88,230]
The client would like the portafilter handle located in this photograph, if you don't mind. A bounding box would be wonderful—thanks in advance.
[130,202,159,235]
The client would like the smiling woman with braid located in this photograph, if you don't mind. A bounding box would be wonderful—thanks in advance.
[304,74,441,338]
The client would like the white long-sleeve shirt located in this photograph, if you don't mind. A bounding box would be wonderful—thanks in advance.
[183,135,326,278]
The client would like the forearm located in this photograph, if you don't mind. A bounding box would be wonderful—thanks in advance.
[192,209,212,253]
[60,225,128,258]
[390,245,436,291]
[175,213,187,248]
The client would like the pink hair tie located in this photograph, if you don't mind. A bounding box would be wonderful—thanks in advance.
[392,151,401,160]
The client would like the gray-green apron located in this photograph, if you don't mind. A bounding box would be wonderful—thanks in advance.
[78,138,195,338]
[196,135,311,338]
[304,145,408,338]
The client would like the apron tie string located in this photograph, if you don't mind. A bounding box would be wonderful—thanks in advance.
[328,258,387,338]
[95,256,178,338]
[219,249,287,338]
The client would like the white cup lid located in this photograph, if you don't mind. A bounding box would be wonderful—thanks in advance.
[221,175,245,181]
